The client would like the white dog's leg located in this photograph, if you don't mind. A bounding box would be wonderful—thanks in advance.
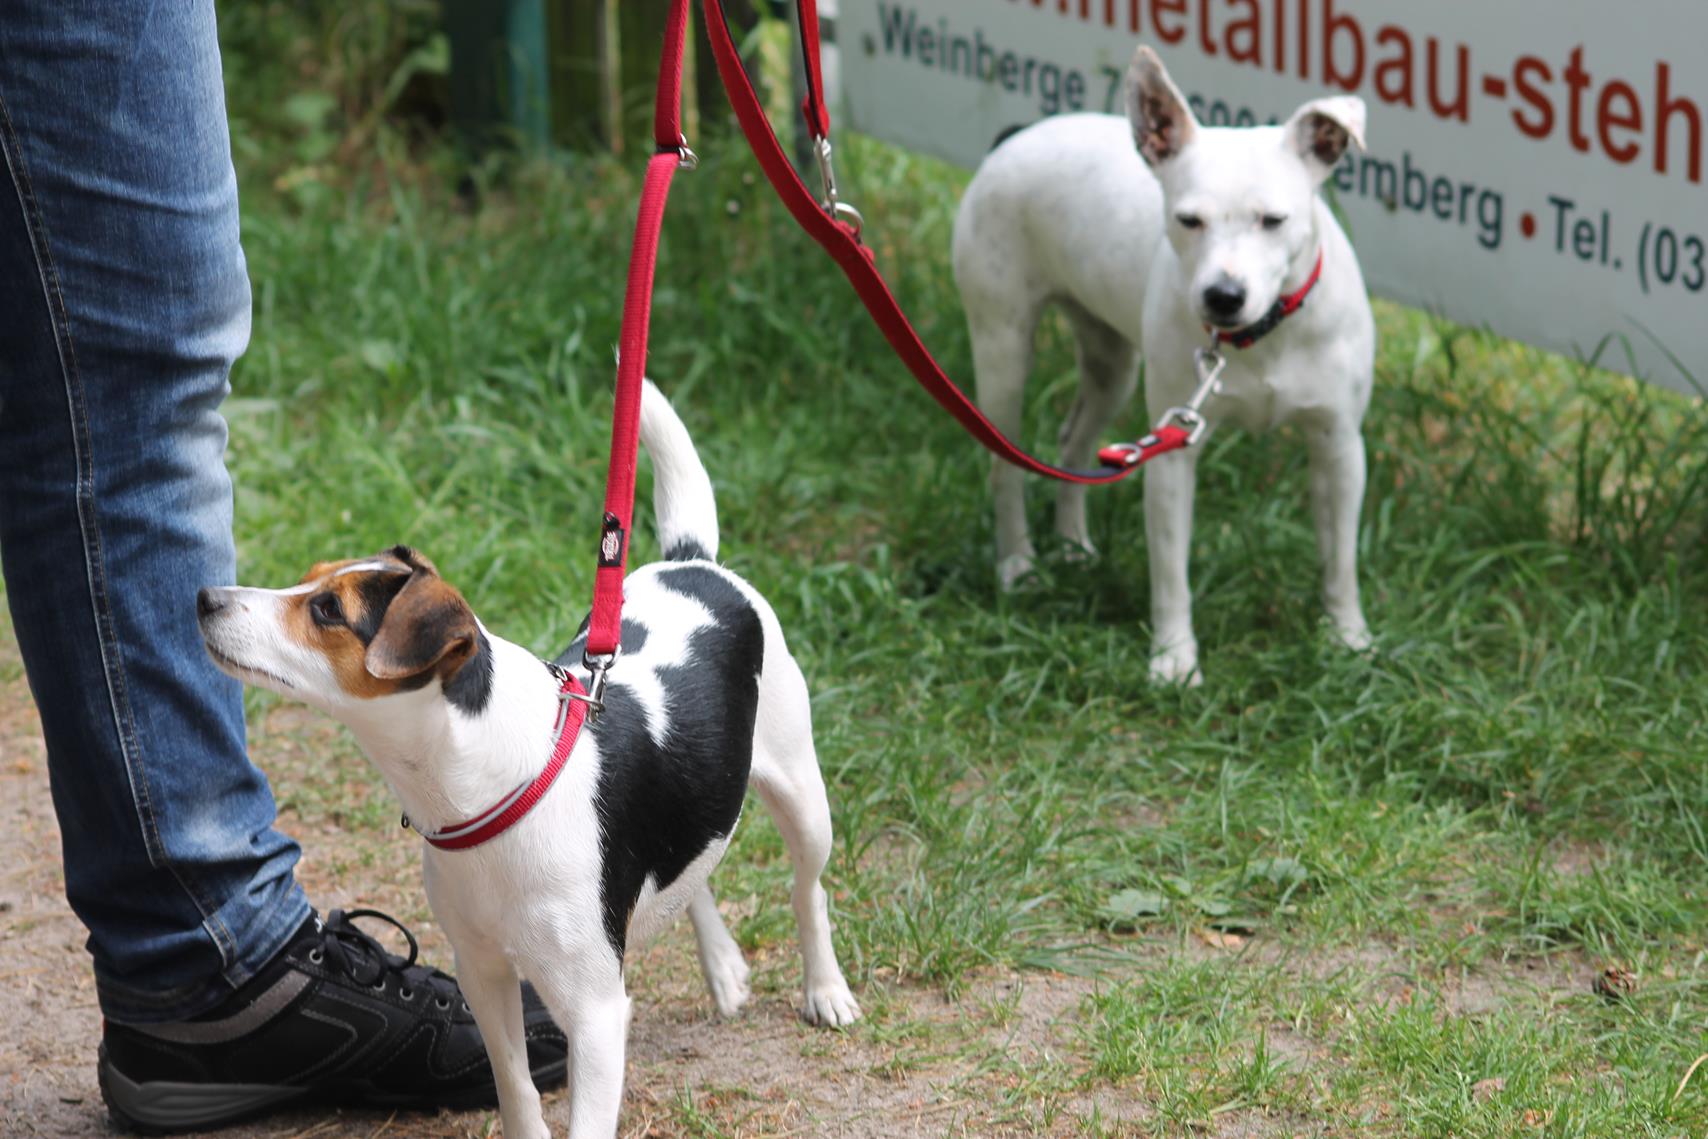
[749,654,861,1028]
[1307,426,1372,650]
[756,766,861,1027]
[969,309,1043,590]
[530,958,630,1139]
[1144,446,1203,685]
[688,886,751,1017]
[452,945,548,1139]
[1056,302,1140,559]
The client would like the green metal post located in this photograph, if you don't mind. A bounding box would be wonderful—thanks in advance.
[446,0,550,153]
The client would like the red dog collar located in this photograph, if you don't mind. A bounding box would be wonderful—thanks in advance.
[406,670,589,851]
[1213,250,1323,349]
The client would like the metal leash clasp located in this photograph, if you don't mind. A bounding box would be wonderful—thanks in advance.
[1151,334,1226,447]
[813,136,863,239]
[667,133,698,171]
[564,651,616,723]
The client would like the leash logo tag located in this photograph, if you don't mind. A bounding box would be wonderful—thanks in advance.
[598,514,627,567]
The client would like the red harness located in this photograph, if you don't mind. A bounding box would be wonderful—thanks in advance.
[408,671,589,851]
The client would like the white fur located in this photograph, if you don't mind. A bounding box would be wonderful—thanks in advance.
[640,378,720,560]
[953,46,1376,684]
[199,382,859,1139]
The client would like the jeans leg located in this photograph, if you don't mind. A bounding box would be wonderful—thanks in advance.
[0,0,309,1021]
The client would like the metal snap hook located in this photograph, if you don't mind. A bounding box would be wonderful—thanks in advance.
[563,651,616,722]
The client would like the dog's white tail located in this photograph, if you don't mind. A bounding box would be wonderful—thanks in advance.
[639,380,719,562]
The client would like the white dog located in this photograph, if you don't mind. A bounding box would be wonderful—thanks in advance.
[197,382,860,1139]
[953,45,1375,684]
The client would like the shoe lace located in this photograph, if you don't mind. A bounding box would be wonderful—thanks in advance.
[311,908,463,1005]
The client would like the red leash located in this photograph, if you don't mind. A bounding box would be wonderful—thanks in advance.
[581,0,1330,704]
[698,0,1193,485]
[579,0,700,696]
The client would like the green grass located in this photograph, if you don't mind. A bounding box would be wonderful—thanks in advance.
[164,11,1708,1134]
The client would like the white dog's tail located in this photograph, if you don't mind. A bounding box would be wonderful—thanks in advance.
[639,380,719,562]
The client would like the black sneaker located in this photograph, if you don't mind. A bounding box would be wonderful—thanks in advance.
[98,908,567,1132]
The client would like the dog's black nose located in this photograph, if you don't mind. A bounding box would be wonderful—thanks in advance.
[1203,280,1247,320]
[196,588,224,619]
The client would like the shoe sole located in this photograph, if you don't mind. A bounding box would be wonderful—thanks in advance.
[99,1044,570,1133]
[99,1047,307,1133]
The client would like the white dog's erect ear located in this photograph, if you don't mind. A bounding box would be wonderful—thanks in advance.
[1125,46,1197,166]
[1284,96,1366,182]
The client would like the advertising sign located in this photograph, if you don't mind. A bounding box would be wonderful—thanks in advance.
[839,0,1706,394]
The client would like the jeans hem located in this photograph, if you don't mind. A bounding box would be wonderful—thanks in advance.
[95,885,312,1025]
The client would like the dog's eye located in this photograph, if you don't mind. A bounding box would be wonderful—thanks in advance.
[309,592,345,627]
[1261,214,1287,230]
[1177,214,1203,230]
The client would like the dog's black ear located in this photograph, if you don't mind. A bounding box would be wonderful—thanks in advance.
[365,567,478,680]
[1126,46,1197,166]
[1284,96,1366,183]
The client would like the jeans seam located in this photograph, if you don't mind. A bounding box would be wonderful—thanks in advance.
[0,90,238,968]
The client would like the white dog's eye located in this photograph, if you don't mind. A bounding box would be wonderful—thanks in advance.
[1177,214,1203,230]
[1261,214,1287,230]
[310,592,346,628]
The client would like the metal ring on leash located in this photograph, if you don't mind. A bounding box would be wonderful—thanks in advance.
[662,134,699,171]
[813,136,862,239]
[830,200,863,238]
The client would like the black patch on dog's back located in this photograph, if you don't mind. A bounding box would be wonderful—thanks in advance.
[564,616,648,659]
[664,537,713,563]
[558,565,762,957]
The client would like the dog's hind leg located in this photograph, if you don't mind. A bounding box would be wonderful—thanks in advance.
[1057,300,1140,559]
[968,303,1045,591]
[688,885,752,1016]
[748,649,861,1027]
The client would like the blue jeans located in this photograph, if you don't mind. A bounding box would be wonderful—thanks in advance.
[0,1,310,1022]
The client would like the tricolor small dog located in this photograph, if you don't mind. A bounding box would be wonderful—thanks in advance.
[198,382,860,1139]
[953,45,1376,684]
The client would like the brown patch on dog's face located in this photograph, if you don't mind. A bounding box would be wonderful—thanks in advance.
[283,547,479,700]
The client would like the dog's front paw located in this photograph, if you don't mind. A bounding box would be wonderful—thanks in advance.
[1148,640,1203,687]
[1055,534,1098,565]
[996,551,1038,592]
[800,981,862,1028]
[502,1118,551,1139]
[703,949,752,1017]
[1326,615,1373,652]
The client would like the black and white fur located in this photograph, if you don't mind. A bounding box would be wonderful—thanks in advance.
[198,382,860,1139]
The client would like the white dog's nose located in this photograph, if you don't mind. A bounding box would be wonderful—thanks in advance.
[1203,279,1246,320]
[196,588,227,619]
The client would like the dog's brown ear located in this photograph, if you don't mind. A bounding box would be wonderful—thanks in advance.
[364,566,478,681]
[1126,46,1197,166]
[1284,96,1366,183]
